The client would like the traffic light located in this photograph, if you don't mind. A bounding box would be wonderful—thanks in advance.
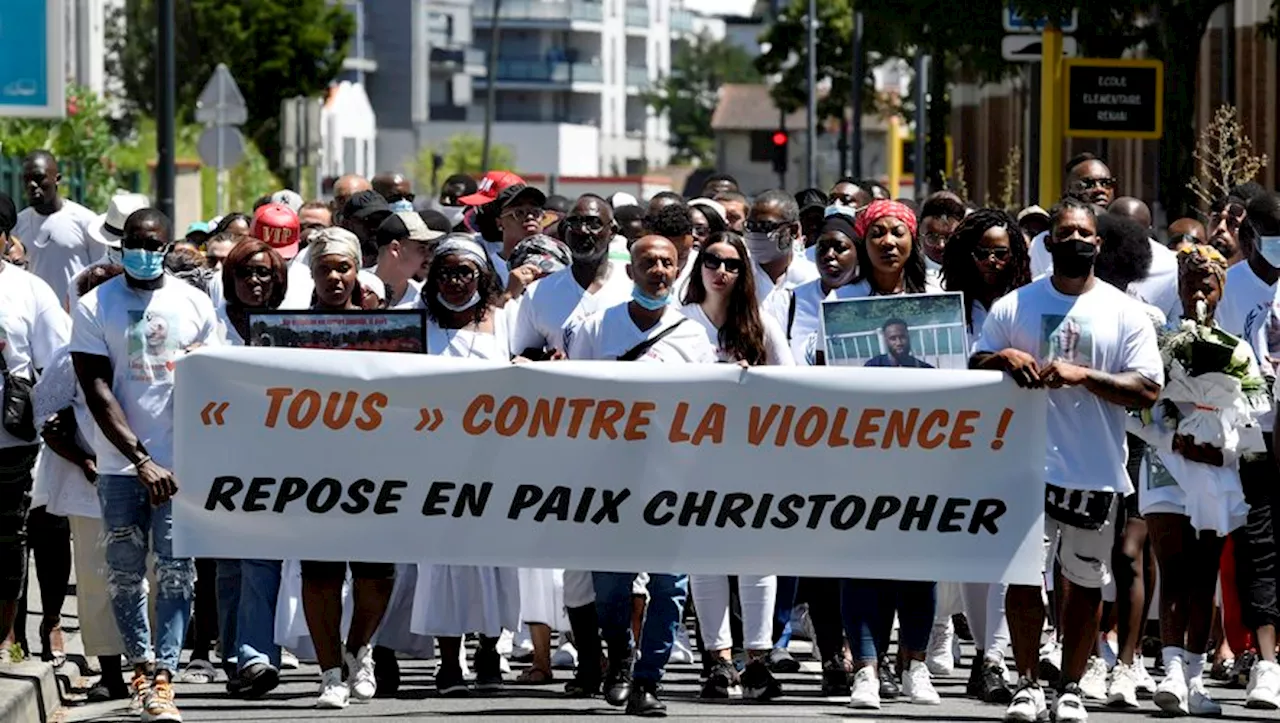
[771,130,789,177]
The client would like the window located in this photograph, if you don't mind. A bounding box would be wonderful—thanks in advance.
[342,138,356,174]
[749,131,775,162]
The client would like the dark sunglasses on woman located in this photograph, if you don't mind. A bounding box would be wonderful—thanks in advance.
[702,253,744,274]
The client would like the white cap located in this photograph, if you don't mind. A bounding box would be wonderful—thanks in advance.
[610,191,639,208]
[688,197,727,222]
[270,189,304,213]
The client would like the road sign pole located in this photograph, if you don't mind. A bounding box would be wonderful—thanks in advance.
[156,0,176,222]
[1037,27,1063,208]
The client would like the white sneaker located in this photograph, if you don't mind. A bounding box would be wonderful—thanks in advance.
[1003,678,1047,722]
[669,624,695,665]
[1133,656,1156,697]
[1078,656,1108,701]
[1105,661,1139,708]
[345,645,377,702]
[1154,657,1189,716]
[903,660,941,705]
[848,666,881,709]
[926,620,955,677]
[1188,678,1222,716]
[316,667,349,709]
[459,642,471,678]
[510,628,533,662]
[496,629,515,656]
[1247,659,1280,709]
[280,649,300,670]
[551,641,578,670]
[1038,640,1062,681]
[1054,684,1089,722]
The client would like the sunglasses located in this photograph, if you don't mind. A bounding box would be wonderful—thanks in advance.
[234,265,274,281]
[691,224,710,238]
[502,206,542,221]
[744,219,785,234]
[562,216,607,232]
[702,253,744,274]
[1071,177,1118,191]
[971,247,1011,262]
[386,193,416,203]
[439,266,477,283]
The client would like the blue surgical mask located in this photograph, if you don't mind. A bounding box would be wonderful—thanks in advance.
[121,248,166,281]
[389,199,415,213]
[631,286,670,311]
[1260,236,1280,269]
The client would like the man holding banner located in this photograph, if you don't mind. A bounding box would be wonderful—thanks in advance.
[973,198,1163,723]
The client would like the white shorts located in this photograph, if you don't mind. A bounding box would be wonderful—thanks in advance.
[1042,497,1118,590]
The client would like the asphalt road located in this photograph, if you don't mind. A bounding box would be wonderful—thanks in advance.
[20,559,1278,721]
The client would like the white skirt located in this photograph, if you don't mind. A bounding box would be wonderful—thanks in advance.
[517,568,569,630]
[411,565,521,638]
[372,564,437,658]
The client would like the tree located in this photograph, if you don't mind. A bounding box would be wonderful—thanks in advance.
[106,0,353,179]
[644,33,761,165]
[409,134,516,195]
[1012,0,1279,218]
[757,0,1013,188]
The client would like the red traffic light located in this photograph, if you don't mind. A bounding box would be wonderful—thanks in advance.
[771,131,788,146]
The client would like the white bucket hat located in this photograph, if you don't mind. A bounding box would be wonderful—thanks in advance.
[88,192,152,248]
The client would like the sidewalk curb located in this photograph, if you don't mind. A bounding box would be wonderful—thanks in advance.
[0,661,60,723]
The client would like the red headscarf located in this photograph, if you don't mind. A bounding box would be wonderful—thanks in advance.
[854,199,918,240]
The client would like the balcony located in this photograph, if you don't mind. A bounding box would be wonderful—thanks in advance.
[430,46,487,69]
[475,57,604,85]
[671,9,694,33]
[625,66,648,86]
[474,0,604,24]
[342,36,378,73]
[429,105,470,121]
[625,4,649,27]
[495,108,600,125]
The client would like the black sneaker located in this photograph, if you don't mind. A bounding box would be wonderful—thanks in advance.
[953,613,974,642]
[603,657,634,707]
[821,658,850,697]
[701,658,741,699]
[372,645,400,698]
[878,655,900,699]
[742,658,782,701]
[88,680,130,702]
[236,662,280,700]
[980,661,1012,704]
[436,665,469,697]
[564,671,601,697]
[474,647,504,692]
[626,680,667,717]
[768,647,801,674]
[1234,650,1258,689]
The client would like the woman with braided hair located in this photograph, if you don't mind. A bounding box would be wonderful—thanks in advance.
[942,207,1032,343]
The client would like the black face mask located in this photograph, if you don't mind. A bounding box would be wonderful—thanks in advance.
[1048,238,1098,279]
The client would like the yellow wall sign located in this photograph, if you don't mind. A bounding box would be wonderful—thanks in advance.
[1063,58,1164,140]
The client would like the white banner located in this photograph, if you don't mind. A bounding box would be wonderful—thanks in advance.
[173,347,1047,585]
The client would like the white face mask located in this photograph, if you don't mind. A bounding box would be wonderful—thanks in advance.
[437,291,481,312]
[1260,236,1280,269]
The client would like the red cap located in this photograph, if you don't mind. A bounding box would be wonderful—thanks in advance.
[251,203,301,260]
[457,170,526,206]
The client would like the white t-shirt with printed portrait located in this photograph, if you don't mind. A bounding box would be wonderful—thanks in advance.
[69,274,220,474]
[568,302,717,363]
[976,277,1164,494]
[0,264,72,449]
[510,262,633,355]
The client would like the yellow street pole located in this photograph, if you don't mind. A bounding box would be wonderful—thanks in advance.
[1038,27,1063,208]
[887,116,902,198]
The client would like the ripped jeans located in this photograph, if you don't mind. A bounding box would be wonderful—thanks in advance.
[98,474,195,673]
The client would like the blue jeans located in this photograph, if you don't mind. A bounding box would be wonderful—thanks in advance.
[773,575,800,647]
[843,579,936,662]
[98,474,195,672]
[593,572,687,683]
[216,559,282,672]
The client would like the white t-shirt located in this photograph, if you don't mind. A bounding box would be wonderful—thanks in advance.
[68,275,220,474]
[1215,260,1280,427]
[680,302,793,365]
[764,279,872,366]
[568,303,717,363]
[428,308,511,360]
[1032,233,1179,320]
[215,304,245,346]
[510,263,632,355]
[976,277,1164,493]
[0,265,72,449]
[13,201,106,305]
[752,252,820,309]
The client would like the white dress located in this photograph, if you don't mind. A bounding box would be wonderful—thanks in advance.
[411,310,522,637]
